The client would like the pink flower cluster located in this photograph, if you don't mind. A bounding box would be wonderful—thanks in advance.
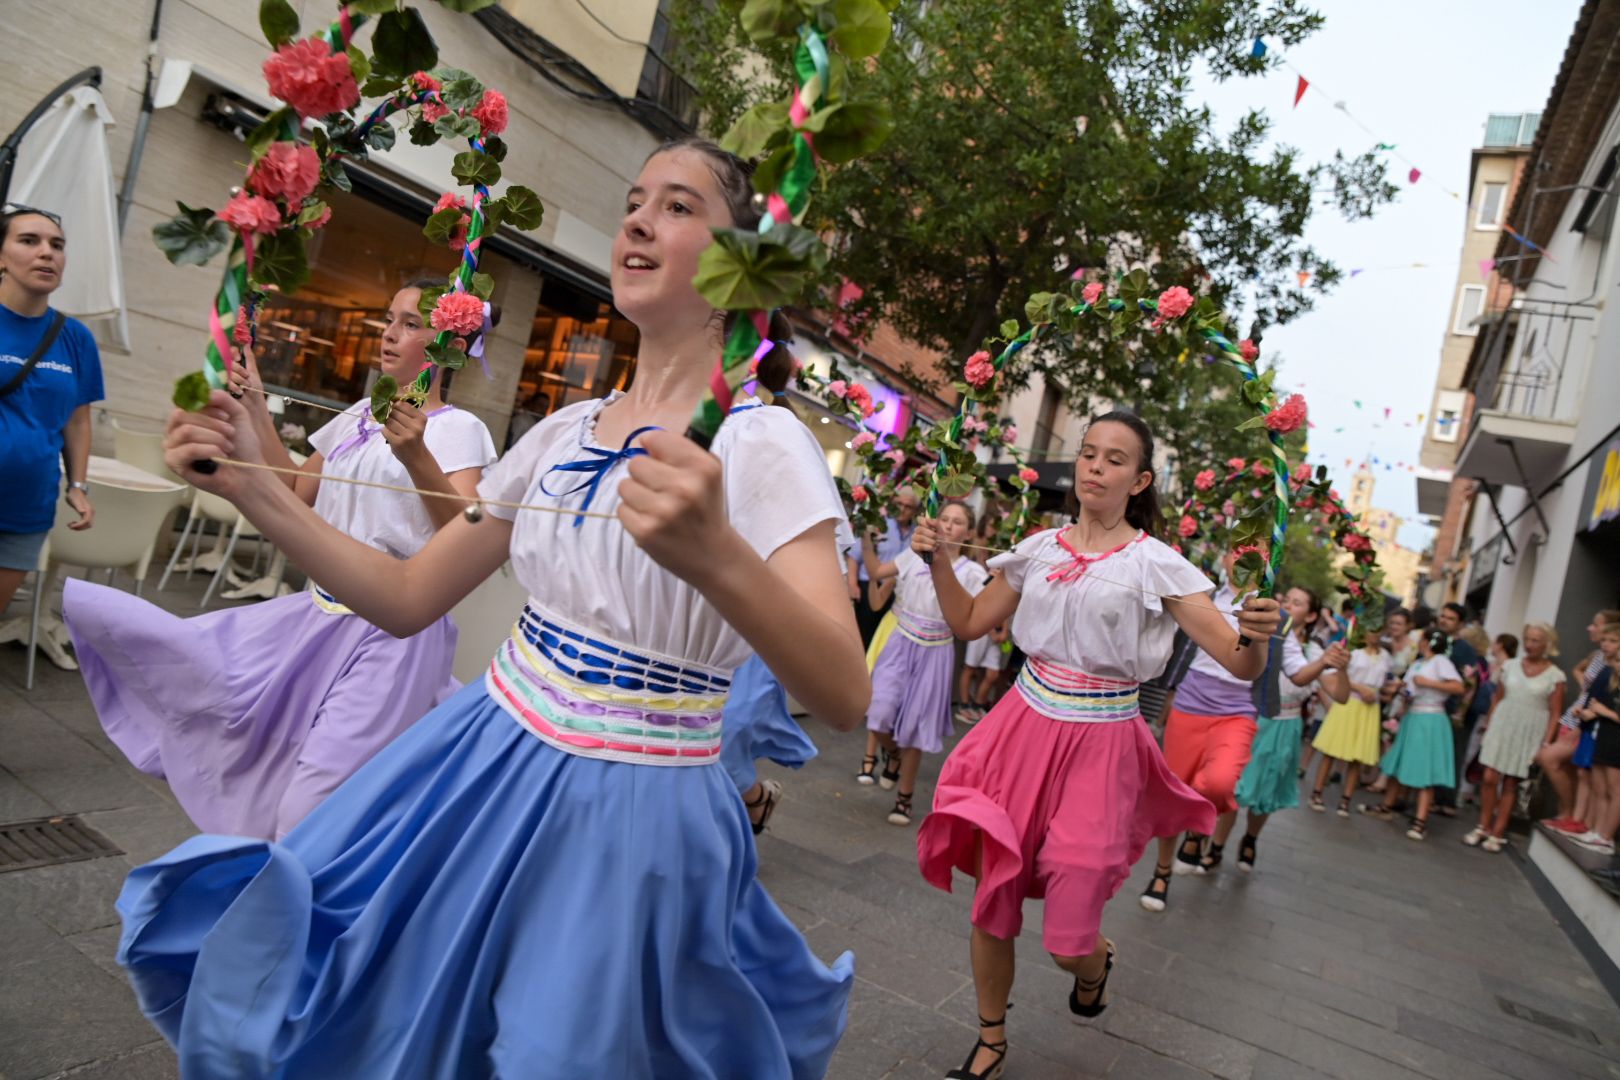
[422,100,450,124]
[218,192,281,236]
[962,415,988,435]
[262,38,359,119]
[232,306,253,346]
[1251,461,1271,478]
[851,485,869,503]
[1081,282,1104,306]
[1238,338,1260,362]
[1341,533,1372,552]
[472,90,508,137]
[1178,515,1198,538]
[1226,457,1246,471]
[410,71,442,93]
[846,383,875,418]
[1018,467,1039,483]
[1264,393,1308,435]
[1156,285,1194,320]
[434,192,471,252]
[247,142,320,205]
[1002,425,1018,445]
[1222,499,1236,517]
[963,350,995,389]
[1293,464,1312,484]
[851,431,876,450]
[1231,543,1263,560]
[1194,469,1216,492]
[430,290,486,337]
[885,449,905,468]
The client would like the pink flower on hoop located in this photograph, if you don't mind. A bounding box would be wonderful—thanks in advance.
[963,350,995,389]
[1018,467,1039,484]
[850,485,869,503]
[1232,543,1263,560]
[1263,393,1308,435]
[1081,282,1104,306]
[434,192,471,252]
[1194,469,1216,492]
[1222,499,1236,517]
[421,100,450,124]
[1178,514,1198,538]
[1251,460,1271,478]
[430,291,486,337]
[1342,533,1372,553]
[1156,286,1195,321]
[851,431,877,451]
[411,71,442,93]
[846,384,876,418]
[825,379,848,399]
[232,307,253,346]
[1293,464,1312,484]
[303,204,332,230]
[1238,338,1260,362]
[962,415,988,435]
[218,192,281,236]
[262,38,359,119]
[1002,425,1018,444]
[1226,457,1245,471]
[247,142,320,205]
[885,449,905,468]
[472,89,509,137]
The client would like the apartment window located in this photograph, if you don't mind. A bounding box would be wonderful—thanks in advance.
[1476,182,1506,228]
[1453,284,1486,336]
[1432,389,1465,444]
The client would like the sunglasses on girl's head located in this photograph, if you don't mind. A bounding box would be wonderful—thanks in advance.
[1,203,63,226]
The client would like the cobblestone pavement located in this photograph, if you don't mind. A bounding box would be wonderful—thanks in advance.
[2,577,1617,1079]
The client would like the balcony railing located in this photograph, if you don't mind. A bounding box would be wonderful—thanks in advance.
[1467,302,1594,426]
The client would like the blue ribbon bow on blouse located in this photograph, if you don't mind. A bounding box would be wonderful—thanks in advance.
[541,425,659,527]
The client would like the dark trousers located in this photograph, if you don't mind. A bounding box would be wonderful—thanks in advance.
[1435,710,1484,807]
[855,581,892,647]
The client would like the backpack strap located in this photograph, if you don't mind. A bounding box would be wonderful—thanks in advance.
[0,310,68,400]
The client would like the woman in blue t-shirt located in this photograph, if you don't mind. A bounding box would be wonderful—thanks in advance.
[0,205,103,612]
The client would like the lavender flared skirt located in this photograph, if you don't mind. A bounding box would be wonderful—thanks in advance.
[865,634,955,754]
[64,579,457,840]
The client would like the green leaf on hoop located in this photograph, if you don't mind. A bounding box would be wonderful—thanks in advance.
[249,230,310,293]
[469,272,495,301]
[172,371,213,413]
[245,106,297,162]
[720,101,790,159]
[371,9,439,78]
[370,375,399,422]
[296,199,330,226]
[346,45,372,85]
[417,284,448,324]
[426,339,470,370]
[441,74,486,113]
[478,200,504,234]
[937,469,976,498]
[739,0,800,44]
[481,136,509,162]
[752,143,795,196]
[152,203,230,266]
[363,121,396,152]
[692,223,826,311]
[408,118,439,146]
[803,100,893,163]
[451,149,502,188]
[494,185,544,230]
[999,319,1020,339]
[346,0,402,14]
[830,0,891,59]
[258,0,299,46]
[434,113,482,141]
[324,159,353,193]
[436,0,501,11]
[361,73,405,98]
[423,207,462,245]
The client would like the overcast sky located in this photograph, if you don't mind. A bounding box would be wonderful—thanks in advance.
[1194,0,1582,549]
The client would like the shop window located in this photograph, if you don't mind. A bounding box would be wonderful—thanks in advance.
[252,187,459,428]
[506,278,640,446]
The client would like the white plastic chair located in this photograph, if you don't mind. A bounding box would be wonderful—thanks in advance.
[158,451,305,608]
[19,477,185,689]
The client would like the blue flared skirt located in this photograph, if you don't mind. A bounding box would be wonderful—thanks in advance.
[1379,710,1455,790]
[720,656,819,793]
[116,680,854,1079]
[1234,714,1303,815]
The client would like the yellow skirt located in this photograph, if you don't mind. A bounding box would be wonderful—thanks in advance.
[866,610,898,672]
[1311,697,1383,766]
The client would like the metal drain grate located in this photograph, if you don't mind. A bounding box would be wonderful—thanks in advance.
[0,816,123,874]
[1496,996,1602,1046]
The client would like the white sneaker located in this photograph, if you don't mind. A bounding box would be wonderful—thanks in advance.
[1573,831,1616,854]
[1481,835,1505,853]
[1461,827,1486,847]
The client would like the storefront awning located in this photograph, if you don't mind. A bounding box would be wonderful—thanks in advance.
[1455,410,1576,488]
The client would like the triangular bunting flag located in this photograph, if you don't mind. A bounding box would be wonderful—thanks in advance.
[1294,76,1309,107]
[1408,167,1422,184]
[1251,37,1267,58]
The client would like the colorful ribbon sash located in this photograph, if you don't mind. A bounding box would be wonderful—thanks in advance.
[895,609,953,646]
[486,603,729,766]
[1016,657,1141,723]
[309,582,353,615]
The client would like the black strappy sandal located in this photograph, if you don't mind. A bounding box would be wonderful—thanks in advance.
[1197,841,1224,875]
[1172,832,1204,876]
[1308,789,1326,812]
[1237,834,1257,873]
[887,789,914,826]
[1336,794,1352,819]
[855,754,877,786]
[1069,938,1115,1021]
[1139,862,1172,912]
[945,1011,1009,1080]
[744,778,782,836]
[1405,817,1428,842]
[879,748,901,791]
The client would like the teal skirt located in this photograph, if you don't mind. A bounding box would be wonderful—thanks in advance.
[1234,715,1302,815]
[1379,710,1455,790]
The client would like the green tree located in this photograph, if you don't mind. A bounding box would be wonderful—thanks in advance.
[674,0,1394,492]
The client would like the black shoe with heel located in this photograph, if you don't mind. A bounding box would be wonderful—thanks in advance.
[1172,832,1204,876]
[855,754,877,786]
[1139,862,1172,912]
[945,1011,1009,1080]
[879,749,901,790]
[1237,833,1257,872]
[1069,938,1115,1021]
[1197,841,1224,875]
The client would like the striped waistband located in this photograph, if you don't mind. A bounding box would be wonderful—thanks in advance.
[896,609,952,646]
[485,604,728,766]
[309,582,352,615]
[1016,658,1140,723]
